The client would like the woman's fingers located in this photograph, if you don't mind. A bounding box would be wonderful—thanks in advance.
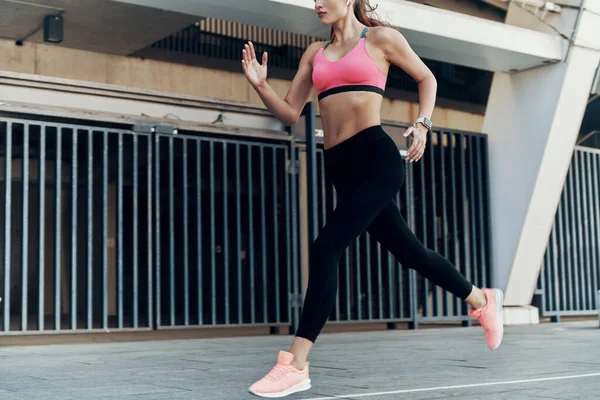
[248,41,257,61]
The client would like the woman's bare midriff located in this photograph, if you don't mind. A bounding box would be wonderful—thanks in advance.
[319,92,384,150]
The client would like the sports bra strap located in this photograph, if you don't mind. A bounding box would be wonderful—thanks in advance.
[323,26,368,49]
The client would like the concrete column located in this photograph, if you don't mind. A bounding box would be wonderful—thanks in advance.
[483,0,600,322]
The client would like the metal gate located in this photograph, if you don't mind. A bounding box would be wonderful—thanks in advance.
[152,130,301,331]
[536,146,600,320]
[0,117,154,335]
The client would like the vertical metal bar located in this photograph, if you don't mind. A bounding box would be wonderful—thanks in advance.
[468,136,478,288]
[260,146,268,322]
[117,133,124,329]
[355,236,361,320]
[154,136,161,327]
[551,218,559,313]
[566,159,575,311]
[168,137,175,326]
[3,124,12,332]
[475,137,487,289]
[272,148,280,323]
[344,210,351,321]
[132,135,139,328]
[71,129,78,330]
[102,132,108,330]
[236,144,243,324]
[376,241,383,320]
[481,135,494,288]
[223,142,230,324]
[438,132,447,317]
[458,135,469,317]
[304,103,318,246]
[581,152,592,309]
[54,128,62,331]
[585,152,594,310]
[147,136,153,328]
[210,141,216,325]
[21,124,30,331]
[196,140,203,325]
[366,233,372,320]
[573,151,583,310]
[393,205,400,319]
[248,145,255,324]
[419,141,428,318]
[449,133,459,316]
[183,139,190,326]
[429,131,437,316]
[38,126,46,331]
[87,131,93,330]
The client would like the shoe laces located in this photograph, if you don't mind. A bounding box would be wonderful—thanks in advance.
[265,363,289,381]
[470,308,488,329]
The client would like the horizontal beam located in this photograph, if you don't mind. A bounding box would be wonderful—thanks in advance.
[0,71,286,134]
[113,0,566,72]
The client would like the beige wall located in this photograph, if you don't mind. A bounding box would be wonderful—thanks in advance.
[0,38,483,132]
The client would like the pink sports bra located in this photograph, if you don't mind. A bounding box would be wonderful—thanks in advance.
[312,26,387,101]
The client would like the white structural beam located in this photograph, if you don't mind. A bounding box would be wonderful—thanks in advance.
[113,0,565,72]
[0,71,285,134]
[484,0,600,312]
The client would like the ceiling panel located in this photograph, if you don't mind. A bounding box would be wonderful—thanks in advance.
[0,0,201,55]
[0,0,62,40]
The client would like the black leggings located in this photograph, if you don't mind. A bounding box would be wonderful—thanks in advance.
[295,125,474,343]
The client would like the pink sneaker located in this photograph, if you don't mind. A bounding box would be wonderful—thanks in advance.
[469,288,504,350]
[248,351,311,398]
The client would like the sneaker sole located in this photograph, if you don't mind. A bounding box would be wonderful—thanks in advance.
[248,378,311,398]
[492,289,504,350]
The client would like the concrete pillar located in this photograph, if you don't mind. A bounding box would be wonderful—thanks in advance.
[483,0,600,322]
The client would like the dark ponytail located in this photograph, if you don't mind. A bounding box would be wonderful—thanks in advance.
[330,0,392,39]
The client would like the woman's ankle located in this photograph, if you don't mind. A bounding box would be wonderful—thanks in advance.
[466,286,487,309]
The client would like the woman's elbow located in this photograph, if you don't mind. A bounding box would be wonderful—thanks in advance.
[282,110,300,127]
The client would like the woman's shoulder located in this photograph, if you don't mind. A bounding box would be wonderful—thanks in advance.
[365,26,405,44]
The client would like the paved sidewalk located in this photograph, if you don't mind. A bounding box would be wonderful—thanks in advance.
[0,321,599,399]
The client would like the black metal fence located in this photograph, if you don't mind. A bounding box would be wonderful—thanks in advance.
[536,146,600,320]
[153,132,300,330]
[0,105,492,335]
[0,119,154,334]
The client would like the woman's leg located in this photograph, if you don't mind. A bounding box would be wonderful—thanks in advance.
[365,200,504,349]
[249,126,404,398]
[248,186,395,398]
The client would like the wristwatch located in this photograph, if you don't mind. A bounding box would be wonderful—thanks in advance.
[414,117,432,131]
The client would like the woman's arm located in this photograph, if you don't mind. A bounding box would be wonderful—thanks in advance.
[373,27,437,120]
[370,27,438,163]
[242,41,323,126]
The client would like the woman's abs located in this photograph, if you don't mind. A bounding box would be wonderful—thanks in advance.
[319,92,383,150]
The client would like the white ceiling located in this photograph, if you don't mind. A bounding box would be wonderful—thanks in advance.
[0,0,200,55]
[112,0,566,72]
